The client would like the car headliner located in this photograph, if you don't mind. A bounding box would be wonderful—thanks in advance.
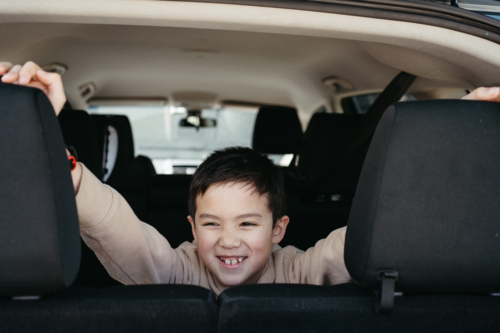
[1,0,500,124]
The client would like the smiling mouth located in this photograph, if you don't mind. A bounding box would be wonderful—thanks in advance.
[217,257,247,266]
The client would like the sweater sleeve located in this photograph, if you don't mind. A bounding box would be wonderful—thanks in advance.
[76,164,195,285]
[284,226,351,286]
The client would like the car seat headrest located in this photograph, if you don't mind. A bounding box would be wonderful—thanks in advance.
[252,106,302,155]
[91,114,134,182]
[0,83,80,297]
[297,113,365,198]
[58,109,102,179]
[345,100,500,294]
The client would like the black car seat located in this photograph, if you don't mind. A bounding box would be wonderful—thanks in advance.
[345,99,500,313]
[296,113,367,200]
[58,109,103,179]
[0,83,218,333]
[0,82,80,299]
[217,99,500,333]
[251,105,303,196]
[91,114,156,221]
[148,173,193,248]
[57,109,120,288]
[252,105,303,159]
[252,105,329,250]
[279,113,366,250]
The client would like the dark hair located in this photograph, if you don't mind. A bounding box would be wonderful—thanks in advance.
[188,147,286,227]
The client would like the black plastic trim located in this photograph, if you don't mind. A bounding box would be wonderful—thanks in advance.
[170,0,500,44]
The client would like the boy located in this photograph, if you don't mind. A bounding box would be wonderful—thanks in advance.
[78,146,350,293]
[1,61,499,295]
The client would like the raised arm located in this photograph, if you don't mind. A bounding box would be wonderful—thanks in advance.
[0,61,83,193]
[0,61,196,285]
[281,226,351,286]
[283,86,500,285]
[76,164,189,285]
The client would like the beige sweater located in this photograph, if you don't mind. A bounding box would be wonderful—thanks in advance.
[76,164,351,295]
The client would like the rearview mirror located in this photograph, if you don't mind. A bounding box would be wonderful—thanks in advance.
[179,110,217,129]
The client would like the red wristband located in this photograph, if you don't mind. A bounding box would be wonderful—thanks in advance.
[68,156,77,172]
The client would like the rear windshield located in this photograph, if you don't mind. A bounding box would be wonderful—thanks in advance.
[87,104,292,174]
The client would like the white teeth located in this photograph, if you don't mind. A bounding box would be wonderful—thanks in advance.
[220,257,245,265]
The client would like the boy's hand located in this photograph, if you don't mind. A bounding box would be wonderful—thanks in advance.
[0,61,66,115]
[462,87,500,103]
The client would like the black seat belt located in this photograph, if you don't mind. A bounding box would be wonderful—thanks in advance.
[334,71,416,170]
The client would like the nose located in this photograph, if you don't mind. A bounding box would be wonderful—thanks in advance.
[219,228,241,249]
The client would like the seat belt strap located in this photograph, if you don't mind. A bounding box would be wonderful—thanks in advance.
[376,270,399,314]
[335,72,416,170]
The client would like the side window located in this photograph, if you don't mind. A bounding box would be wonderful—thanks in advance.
[341,93,416,114]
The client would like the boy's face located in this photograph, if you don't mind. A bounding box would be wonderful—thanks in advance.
[188,182,289,288]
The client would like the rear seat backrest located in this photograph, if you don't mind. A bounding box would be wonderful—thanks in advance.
[345,100,500,309]
[0,83,80,296]
[3,87,500,332]
[218,284,371,333]
[218,100,500,333]
[0,83,219,333]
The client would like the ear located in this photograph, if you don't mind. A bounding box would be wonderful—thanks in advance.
[187,215,197,243]
[271,215,290,245]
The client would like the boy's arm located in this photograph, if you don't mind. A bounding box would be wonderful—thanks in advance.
[284,88,500,285]
[76,163,191,285]
[285,226,351,286]
[0,61,197,285]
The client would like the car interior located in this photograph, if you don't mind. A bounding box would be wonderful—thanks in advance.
[1,0,500,332]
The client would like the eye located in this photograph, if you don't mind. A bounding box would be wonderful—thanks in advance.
[202,222,219,227]
[241,222,256,227]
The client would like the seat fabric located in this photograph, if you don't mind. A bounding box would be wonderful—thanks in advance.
[297,113,366,198]
[148,174,194,248]
[279,197,351,250]
[218,283,405,333]
[1,285,218,333]
[281,113,365,250]
[345,100,500,293]
[58,109,103,179]
[0,82,80,297]
[217,283,500,333]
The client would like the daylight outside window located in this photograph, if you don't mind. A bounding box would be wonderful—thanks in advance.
[87,104,292,174]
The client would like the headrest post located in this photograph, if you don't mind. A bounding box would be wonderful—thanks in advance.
[376,271,398,314]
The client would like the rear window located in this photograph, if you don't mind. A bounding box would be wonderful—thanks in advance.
[87,104,292,174]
